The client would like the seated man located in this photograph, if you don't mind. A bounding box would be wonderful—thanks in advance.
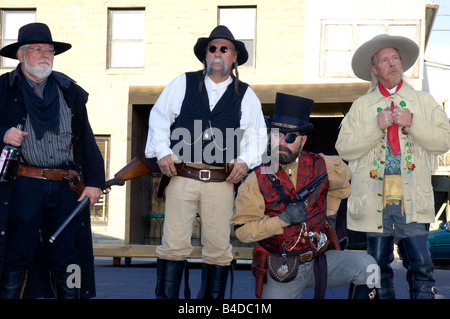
[230,93,378,299]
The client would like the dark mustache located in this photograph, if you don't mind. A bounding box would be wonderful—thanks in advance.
[273,146,292,155]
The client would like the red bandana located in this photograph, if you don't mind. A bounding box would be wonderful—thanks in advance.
[378,81,403,156]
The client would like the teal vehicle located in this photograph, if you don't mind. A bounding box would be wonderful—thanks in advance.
[428,222,450,263]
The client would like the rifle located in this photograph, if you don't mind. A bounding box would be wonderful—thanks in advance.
[104,156,152,192]
[50,157,151,243]
[64,157,152,196]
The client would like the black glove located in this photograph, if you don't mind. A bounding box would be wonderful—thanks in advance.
[278,201,307,226]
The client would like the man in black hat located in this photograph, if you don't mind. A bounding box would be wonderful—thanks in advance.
[145,25,267,299]
[231,92,378,299]
[0,22,105,299]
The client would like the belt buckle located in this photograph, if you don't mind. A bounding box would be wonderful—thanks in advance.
[41,168,51,180]
[300,251,313,262]
[199,169,211,181]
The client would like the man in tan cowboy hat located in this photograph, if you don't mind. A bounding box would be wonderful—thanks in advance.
[0,22,105,299]
[231,92,377,299]
[336,34,450,299]
[145,25,267,299]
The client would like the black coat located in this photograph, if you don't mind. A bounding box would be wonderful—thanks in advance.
[0,66,105,298]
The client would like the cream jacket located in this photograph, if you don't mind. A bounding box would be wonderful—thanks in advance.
[336,84,450,232]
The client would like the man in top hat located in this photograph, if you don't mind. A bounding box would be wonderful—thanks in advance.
[145,25,267,299]
[0,22,105,299]
[230,92,377,299]
[336,34,450,299]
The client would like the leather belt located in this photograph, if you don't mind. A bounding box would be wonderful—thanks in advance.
[175,163,230,182]
[17,165,78,181]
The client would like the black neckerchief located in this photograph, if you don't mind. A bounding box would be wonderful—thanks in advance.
[18,64,60,140]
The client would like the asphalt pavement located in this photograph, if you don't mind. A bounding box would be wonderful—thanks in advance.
[93,255,450,300]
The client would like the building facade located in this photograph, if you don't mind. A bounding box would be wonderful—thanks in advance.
[1,0,440,245]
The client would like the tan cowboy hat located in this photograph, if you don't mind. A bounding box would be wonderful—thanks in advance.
[351,34,419,81]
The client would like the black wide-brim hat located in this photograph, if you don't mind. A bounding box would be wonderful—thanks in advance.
[266,93,314,134]
[194,25,248,65]
[0,22,72,59]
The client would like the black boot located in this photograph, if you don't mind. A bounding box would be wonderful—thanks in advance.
[348,283,377,299]
[155,258,190,299]
[367,236,395,299]
[50,271,80,299]
[0,271,27,299]
[197,263,232,299]
[397,236,436,299]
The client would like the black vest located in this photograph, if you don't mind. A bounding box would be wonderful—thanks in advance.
[170,71,248,166]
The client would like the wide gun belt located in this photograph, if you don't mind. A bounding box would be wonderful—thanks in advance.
[17,165,78,181]
[175,163,230,182]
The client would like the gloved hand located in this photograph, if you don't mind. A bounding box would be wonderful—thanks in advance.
[278,201,307,226]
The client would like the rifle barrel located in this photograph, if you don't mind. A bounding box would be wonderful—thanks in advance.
[49,196,90,243]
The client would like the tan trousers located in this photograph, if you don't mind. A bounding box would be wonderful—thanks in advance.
[156,176,235,266]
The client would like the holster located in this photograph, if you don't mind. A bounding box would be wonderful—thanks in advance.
[63,174,85,197]
[251,246,268,299]
[157,174,171,198]
[324,221,340,251]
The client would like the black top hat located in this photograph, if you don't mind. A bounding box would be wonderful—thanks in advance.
[193,25,248,65]
[266,93,314,134]
[0,22,72,59]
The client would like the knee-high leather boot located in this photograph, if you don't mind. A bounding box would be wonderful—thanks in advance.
[397,236,436,299]
[50,271,80,299]
[367,236,395,299]
[155,258,190,299]
[197,263,232,299]
[0,271,27,299]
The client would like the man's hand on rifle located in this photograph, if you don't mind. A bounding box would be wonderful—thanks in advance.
[80,186,102,205]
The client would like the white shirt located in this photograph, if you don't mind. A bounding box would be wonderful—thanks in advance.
[145,73,268,169]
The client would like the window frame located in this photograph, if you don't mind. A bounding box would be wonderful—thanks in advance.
[107,7,146,70]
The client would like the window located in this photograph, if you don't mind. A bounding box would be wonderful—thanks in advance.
[107,8,145,69]
[320,20,420,78]
[218,6,256,68]
[1,10,35,68]
[91,135,110,224]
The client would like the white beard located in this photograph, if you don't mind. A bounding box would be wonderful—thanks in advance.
[23,56,53,81]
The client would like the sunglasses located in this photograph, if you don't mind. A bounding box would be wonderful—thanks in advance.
[208,45,229,54]
[272,131,301,144]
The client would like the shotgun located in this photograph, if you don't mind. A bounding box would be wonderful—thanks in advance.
[51,157,152,243]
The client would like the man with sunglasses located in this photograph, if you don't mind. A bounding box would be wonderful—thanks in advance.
[0,23,105,299]
[145,25,267,299]
[231,93,378,299]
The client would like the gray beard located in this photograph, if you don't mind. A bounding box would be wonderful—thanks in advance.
[206,58,228,77]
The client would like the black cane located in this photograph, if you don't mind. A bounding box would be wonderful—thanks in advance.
[49,196,90,243]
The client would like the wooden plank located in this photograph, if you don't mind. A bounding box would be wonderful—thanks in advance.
[94,244,254,260]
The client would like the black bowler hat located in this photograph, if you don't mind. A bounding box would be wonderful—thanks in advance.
[193,25,248,65]
[0,22,72,59]
[265,93,315,134]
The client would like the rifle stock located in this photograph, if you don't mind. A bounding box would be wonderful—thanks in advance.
[105,157,151,190]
